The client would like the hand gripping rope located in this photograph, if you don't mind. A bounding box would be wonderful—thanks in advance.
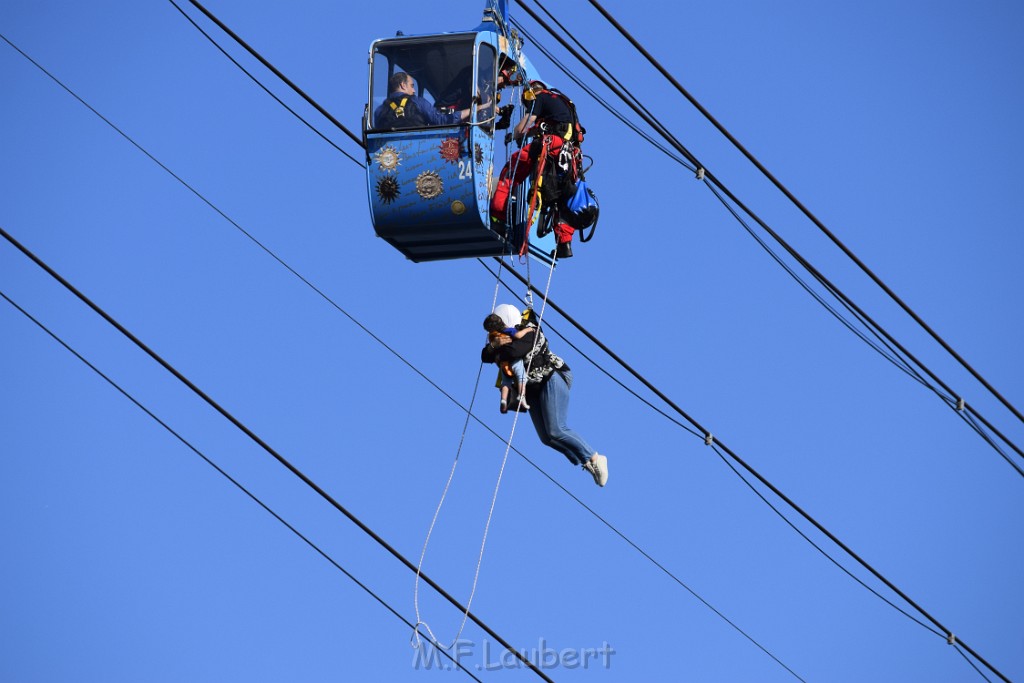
[412,252,558,652]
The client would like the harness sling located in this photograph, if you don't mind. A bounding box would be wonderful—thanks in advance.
[389,96,409,118]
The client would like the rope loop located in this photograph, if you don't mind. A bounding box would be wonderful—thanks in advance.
[412,252,557,650]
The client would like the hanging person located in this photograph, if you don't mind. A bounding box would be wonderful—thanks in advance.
[480,304,609,486]
[489,80,585,259]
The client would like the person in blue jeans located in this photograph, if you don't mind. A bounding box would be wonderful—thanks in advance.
[480,304,609,487]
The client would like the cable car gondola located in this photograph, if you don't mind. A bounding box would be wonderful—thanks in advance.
[363,0,555,263]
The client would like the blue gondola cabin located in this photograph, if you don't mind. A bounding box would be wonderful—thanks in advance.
[363,6,555,263]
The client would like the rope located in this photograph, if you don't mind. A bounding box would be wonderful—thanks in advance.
[411,361,488,650]
[412,254,557,651]
[412,82,553,648]
[493,94,537,260]
[412,256,511,649]
[521,135,549,255]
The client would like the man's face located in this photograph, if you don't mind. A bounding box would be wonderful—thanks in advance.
[400,77,415,95]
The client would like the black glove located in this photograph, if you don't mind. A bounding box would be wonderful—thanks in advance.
[494,104,514,130]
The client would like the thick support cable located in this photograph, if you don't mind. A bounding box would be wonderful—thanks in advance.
[170,0,1022,464]
[1,33,796,670]
[584,0,1024,430]
[514,1,701,172]
[518,0,693,173]
[9,6,1010,676]
[167,0,361,166]
[514,0,1023,468]
[0,225,555,683]
[0,290,484,683]
[709,187,1024,467]
[185,0,364,149]
[496,259,1011,683]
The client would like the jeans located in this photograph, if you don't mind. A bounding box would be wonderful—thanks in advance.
[526,369,596,466]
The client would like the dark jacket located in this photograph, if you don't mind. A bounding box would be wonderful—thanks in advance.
[373,92,461,129]
[481,325,567,385]
[530,91,573,125]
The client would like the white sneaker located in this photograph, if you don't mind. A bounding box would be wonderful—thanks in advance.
[584,454,609,487]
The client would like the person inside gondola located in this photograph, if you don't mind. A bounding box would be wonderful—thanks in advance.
[374,72,489,129]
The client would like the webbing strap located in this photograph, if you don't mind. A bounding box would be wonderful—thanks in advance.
[389,97,408,117]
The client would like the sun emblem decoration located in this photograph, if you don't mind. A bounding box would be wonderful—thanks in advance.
[474,143,484,166]
[439,138,460,163]
[375,145,401,172]
[376,176,400,204]
[415,171,444,199]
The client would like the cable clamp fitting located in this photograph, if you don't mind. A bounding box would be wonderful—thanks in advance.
[956,397,965,411]
[947,632,956,646]
[695,167,705,180]
[704,433,713,446]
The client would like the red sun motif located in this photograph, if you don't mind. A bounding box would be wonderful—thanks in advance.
[439,138,460,163]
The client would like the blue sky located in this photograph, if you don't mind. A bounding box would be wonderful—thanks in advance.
[2,1,1021,681]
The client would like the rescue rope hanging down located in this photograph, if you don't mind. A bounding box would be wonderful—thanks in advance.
[412,255,558,651]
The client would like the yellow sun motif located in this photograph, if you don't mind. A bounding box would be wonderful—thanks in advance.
[375,145,400,172]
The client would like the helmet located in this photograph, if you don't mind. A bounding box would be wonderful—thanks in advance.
[522,80,547,102]
[492,304,523,329]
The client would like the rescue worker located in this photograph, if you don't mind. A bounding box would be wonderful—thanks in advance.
[489,80,582,259]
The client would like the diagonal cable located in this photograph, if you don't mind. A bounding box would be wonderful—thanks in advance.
[494,260,1011,683]
[183,0,364,149]
[0,289,485,683]
[166,0,362,166]
[0,39,788,667]
[6,13,1007,679]
[0,225,555,683]
[583,0,1024,431]
[512,0,1024,473]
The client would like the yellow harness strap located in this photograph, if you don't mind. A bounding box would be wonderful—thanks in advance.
[390,97,408,117]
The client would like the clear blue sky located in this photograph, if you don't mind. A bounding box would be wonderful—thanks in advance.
[2,1,1021,681]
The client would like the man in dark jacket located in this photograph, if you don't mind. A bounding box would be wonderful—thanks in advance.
[373,72,488,129]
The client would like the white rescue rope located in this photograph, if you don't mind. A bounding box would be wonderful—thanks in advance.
[411,252,557,651]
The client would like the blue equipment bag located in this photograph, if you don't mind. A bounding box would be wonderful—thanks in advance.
[561,180,599,241]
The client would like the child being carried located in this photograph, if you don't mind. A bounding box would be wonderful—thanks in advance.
[483,313,532,413]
